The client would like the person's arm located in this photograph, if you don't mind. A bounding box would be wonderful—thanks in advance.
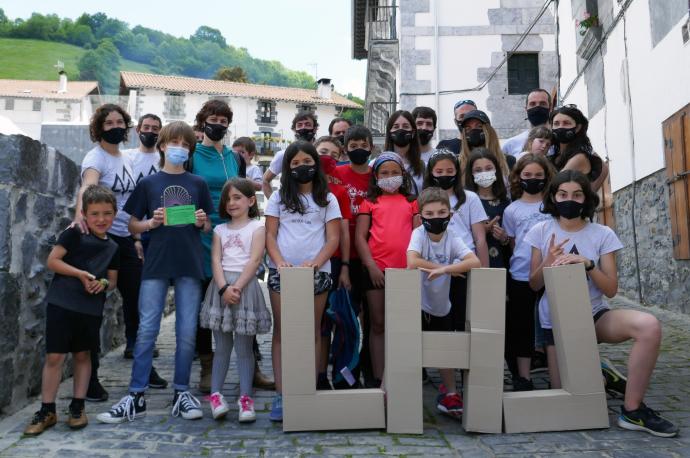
[590,160,609,193]
[472,222,490,267]
[73,169,101,233]
[194,208,211,232]
[46,244,100,294]
[211,232,227,290]
[551,251,618,297]
[232,227,266,291]
[420,252,481,281]
[407,250,444,270]
[528,234,568,291]
[338,219,351,289]
[128,208,165,235]
[262,169,276,198]
[265,215,290,267]
[562,153,591,178]
[303,219,340,269]
[356,213,385,288]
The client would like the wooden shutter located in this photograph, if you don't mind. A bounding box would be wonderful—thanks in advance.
[663,103,690,260]
[508,54,539,95]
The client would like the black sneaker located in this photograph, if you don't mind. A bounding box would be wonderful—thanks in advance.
[618,403,678,437]
[530,351,548,373]
[96,393,146,424]
[601,357,627,398]
[316,375,333,390]
[512,376,534,392]
[123,348,134,359]
[86,379,109,402]
[172,391,203,420]
[148,367,168,389]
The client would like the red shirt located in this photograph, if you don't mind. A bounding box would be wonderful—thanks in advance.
[358,194,418,270]
[333,165,371,259]
[328,182,352,259]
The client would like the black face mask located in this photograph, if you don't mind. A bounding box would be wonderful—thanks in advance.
[204,123,227,142]
[336,135,345,146]
[417,129,434,146]
[347,148,370,165]
[101,127,127,145]
[520,178,547,195]
[295,128,316,142]
[139,131,158,148]
[421,216,451,235]
[552,127,578,144]
[527,106,550,127]
[290,164,316,184]
[390,129,414,147]
[466,128,485,147]
[432,174,457,190]
[555,200,584,219]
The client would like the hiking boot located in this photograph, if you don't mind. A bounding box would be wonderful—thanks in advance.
[67,403,88,430]
[172,391,203,420]
[253,364,276,390]
[86,379,109,403]
[97,393,146,424]
[148,367,168,389]
[24,409,57,436]
[618,403,679,437]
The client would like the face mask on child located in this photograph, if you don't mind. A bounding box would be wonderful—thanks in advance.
[166,146,189,165]
[377,175,403,193]
[473,171,496,188]
[421,215,451,235]
[431,175,456,190]
[555,199,584,219]
[291,164,316,184]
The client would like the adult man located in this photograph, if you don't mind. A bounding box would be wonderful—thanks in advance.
[328,117,352,148]
[261,110,319,198]
[436,99,478,155]
[411,106,437,164]
[501,88,552,157]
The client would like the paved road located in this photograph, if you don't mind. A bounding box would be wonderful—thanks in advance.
[0,295,688,457]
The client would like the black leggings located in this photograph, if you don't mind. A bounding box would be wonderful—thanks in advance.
[110,234,143,349]
[505,277,537,360]
[449,276,468,331]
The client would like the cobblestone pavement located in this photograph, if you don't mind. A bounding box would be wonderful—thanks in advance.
[0,294,688,457]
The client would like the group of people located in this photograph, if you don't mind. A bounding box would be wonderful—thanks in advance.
[24,89,678,439]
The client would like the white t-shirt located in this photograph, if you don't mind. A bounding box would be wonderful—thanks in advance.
[124,148,160,185]
[215,219,264,273]
[501,130,530,157]
[81,145,136,237]
[264,192,341,273]
[268,149,285,176]
[447,190,488,251]
[524,219,623,329]
[408,226,473,317]
[420,149,436,165]
[503,200,552,281]
[246,164,263,185]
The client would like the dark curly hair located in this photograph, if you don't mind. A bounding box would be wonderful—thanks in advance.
[194,99,234,131]
[279,141,330,214]
[464,148,508,202]
[218,178,260,220]
[541,170,599,221]
[89,104,132,143]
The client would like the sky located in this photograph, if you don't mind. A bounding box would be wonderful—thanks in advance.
[0,0,367,98]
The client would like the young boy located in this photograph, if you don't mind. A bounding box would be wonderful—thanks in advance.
[25,185,120,436]
[407,187,480,416]
[233,137,262,191]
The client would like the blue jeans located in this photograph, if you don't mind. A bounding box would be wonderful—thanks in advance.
[129,277,201,393]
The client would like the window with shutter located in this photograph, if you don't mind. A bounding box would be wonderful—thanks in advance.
[663,103,690,260]
[507,54,540,95]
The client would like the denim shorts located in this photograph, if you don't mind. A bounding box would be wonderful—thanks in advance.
[267,268,333,295]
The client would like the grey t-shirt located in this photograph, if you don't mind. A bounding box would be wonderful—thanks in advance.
[124,148,160,185]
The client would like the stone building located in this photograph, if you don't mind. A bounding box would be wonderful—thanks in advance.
[352,0,558,142]
[556,0,690,315]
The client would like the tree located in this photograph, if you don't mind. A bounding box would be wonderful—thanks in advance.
[214,66,248,83]
[341,93,365,125]
[78,39,121,93]
[191,26,227,48]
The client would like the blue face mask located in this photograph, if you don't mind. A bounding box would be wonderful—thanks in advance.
[166,146,189,165]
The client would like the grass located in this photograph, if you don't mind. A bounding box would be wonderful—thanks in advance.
[0,38,154,81]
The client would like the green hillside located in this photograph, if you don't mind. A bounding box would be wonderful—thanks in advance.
[0,38,153,82]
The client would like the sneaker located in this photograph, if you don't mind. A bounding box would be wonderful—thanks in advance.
[97,393,146,424]
[601,357,627,397]
[148,367,168,389]
[512,376,534,392]
[316,375,333,390]
[238,395,256,423]
[530,351,548,373]
[23,409,57,436]
[437,392,463,416]
[86,379,109,402]
[618,403,679,437]
[172,391,203,420]
[67,404,88,430]
[123,347,134,359]
[269,394,283,422]
[209,392,229,420]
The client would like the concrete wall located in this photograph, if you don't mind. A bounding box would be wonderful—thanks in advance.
[0,134,126,415]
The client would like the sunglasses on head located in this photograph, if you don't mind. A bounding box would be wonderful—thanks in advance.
[453,99,477,110]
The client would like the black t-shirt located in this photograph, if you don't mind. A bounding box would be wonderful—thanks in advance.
[436,138,461,155]
[123,171,214,280]
[480,197,511,269]
[46,227,120,317]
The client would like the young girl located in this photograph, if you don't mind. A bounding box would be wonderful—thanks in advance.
[199,178,271,423]
[265,141,342,422]
[356,152,420,387]
[383,110,425,194]
[518,125,553,160]
[423,150,488,331]
[465,148,511,269]
[502,154,554,390]
[526,170,678,438]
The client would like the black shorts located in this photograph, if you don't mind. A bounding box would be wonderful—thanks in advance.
[543,308,610,346]
[268,268,333,295]
[422,310,453,332]
[45,304,101,354]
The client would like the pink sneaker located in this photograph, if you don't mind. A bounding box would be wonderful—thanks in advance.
[209,392,229,420]
[238,395,256,423]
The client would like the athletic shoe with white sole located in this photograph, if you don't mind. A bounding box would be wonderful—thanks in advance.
[97,393,146,424]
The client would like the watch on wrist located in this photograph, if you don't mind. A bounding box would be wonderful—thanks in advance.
[585,259,595,271]
[99,278,109,288]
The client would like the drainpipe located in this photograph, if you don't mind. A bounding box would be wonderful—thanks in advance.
[434,0,440,142]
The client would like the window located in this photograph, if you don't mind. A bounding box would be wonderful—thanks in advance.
[4,98,14,110]
[259,131,274,155]
[297,103,316,114]
[663,102,690,259]
[32,99,42,111]
[507,54,539,95]
[256,100,276,124]
[163,92,185,120]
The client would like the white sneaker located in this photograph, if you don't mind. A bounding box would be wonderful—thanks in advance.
[171,391,203,420]
[238,394,256,423]
[209,392,229,420]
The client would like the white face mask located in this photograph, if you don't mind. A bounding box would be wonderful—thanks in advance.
[377,175,403,193]
[473,170,497,188]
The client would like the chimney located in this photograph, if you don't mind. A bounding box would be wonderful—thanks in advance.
[317,78,332,100]
[58,70,67,94]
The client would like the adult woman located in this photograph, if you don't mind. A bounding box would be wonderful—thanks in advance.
[383,110,425,194]
[458,110,514,182]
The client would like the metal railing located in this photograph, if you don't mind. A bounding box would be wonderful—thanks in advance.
[367,3,397,42]
[367,101,397,137]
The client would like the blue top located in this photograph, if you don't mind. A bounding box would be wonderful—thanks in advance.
[192,144,240,278]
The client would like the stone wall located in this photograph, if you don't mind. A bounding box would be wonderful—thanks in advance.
[614,168,690,315]
[0,134,126,415]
